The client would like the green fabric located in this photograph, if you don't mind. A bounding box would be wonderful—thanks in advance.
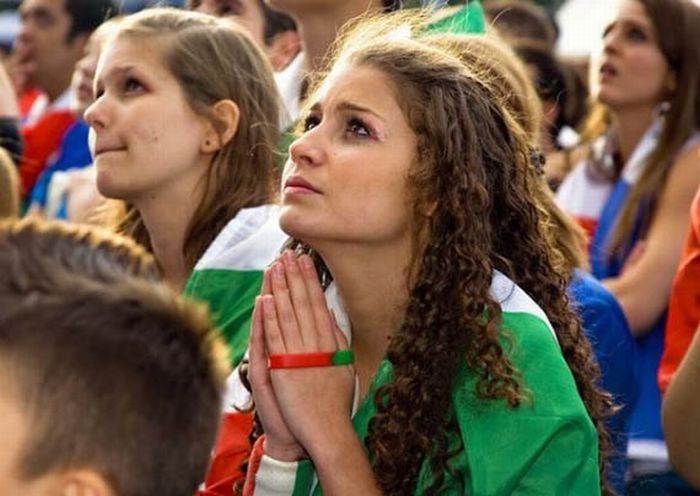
[292,459,317,496]
[277,129,297,173]
[301,311,600,495]
[424,0,486,35]
[184,268,263,366]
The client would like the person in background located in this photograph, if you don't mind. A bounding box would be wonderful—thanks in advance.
[26,17,121,220]
[85,8,287,366]
[555,0,700,489]
[658,179,700,394]
[0,62,23,165]
[483,0,558,50]
[513,41,589,189]
[190,0,301,72]
[13,0,115,203]
[264,0,403,128]
[663,327,700,490]
[0,217,228,496]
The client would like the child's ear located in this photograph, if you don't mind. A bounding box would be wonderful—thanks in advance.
[201,99,240,154]
[60,470,116,496]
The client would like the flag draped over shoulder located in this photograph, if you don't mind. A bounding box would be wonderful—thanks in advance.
[184,204,288,366]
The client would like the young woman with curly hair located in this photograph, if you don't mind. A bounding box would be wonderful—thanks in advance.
[222,15,614,496]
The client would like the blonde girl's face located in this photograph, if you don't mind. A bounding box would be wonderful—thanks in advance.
[84,37,211,205]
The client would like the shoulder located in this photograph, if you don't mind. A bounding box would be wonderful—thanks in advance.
[193,205,287,272]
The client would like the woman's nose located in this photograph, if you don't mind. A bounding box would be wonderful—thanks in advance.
[83,95,107,130]
[288,128,325,168]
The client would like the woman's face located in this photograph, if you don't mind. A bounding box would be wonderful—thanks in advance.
[85,37,210,204]
[194,0,266,48]
[280,64,419,249]
[591,0,675,112]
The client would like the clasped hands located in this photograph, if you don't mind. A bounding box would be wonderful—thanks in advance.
[248,250,355,462]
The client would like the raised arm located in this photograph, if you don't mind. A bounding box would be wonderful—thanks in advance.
[604,144,700,335]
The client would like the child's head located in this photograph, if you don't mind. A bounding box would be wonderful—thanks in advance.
[0,219,228,496]
[86,8,280,270]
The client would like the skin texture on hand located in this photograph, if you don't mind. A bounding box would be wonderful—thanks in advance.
[260,251,355,451]
[248,270,305,462]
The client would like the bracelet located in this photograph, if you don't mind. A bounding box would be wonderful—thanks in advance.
[268,350,354,369]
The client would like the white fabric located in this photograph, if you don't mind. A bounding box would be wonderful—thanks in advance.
[274,51,306,130]
[193,205,287,271]
[24,87,72,126]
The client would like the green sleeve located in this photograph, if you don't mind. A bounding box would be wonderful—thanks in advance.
[184,268,263,367]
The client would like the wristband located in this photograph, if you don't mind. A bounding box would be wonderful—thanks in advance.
[268,350,354,369]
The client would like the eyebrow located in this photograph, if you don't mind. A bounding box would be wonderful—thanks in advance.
[310,101,386,122]
[97,64,138,83]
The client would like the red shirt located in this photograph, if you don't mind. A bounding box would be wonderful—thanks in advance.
[659,187,700,393]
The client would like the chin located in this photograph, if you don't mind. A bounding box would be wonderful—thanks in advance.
[279,207,323,243]
[95,172,127,201]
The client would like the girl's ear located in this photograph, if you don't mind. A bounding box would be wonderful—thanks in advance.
[59,469,116,496]
[201,99,240,154]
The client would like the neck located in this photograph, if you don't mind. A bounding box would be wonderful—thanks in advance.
[609,105,657,164]
[145,212,190,292]
[133,167,208,292]
[317,238,414,379]
[294,0,384,73]
[43,77,71,104]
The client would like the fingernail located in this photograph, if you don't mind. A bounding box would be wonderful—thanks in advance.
[300,255,313,270]
[273,262,284,279]
[284,250,296,264]
[262,295,274,315]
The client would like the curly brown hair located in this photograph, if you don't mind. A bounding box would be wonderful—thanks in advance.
[243,13,613,495]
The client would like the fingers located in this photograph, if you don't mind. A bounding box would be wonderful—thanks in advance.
[263,251,338,354]
[330,310,350,351]
[261,266,272,295]
[249,297,270,388]
[269,261,304,350]
[261,294,288,355]
[298,254,337,350]
[280,251,337,350]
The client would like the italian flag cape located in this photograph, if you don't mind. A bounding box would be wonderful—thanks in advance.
[184,204,287,366]
[202,272,600,495]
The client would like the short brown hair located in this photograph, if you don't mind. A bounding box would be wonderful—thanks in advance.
[0,218,228,496]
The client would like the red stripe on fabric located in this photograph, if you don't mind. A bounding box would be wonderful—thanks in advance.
[242,435,266,496]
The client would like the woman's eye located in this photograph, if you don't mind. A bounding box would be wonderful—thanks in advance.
[627,27,647,42]
[303,115,320,132]
[347,118,371,138]
[124,77,144,94]
[218,1,243,16]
